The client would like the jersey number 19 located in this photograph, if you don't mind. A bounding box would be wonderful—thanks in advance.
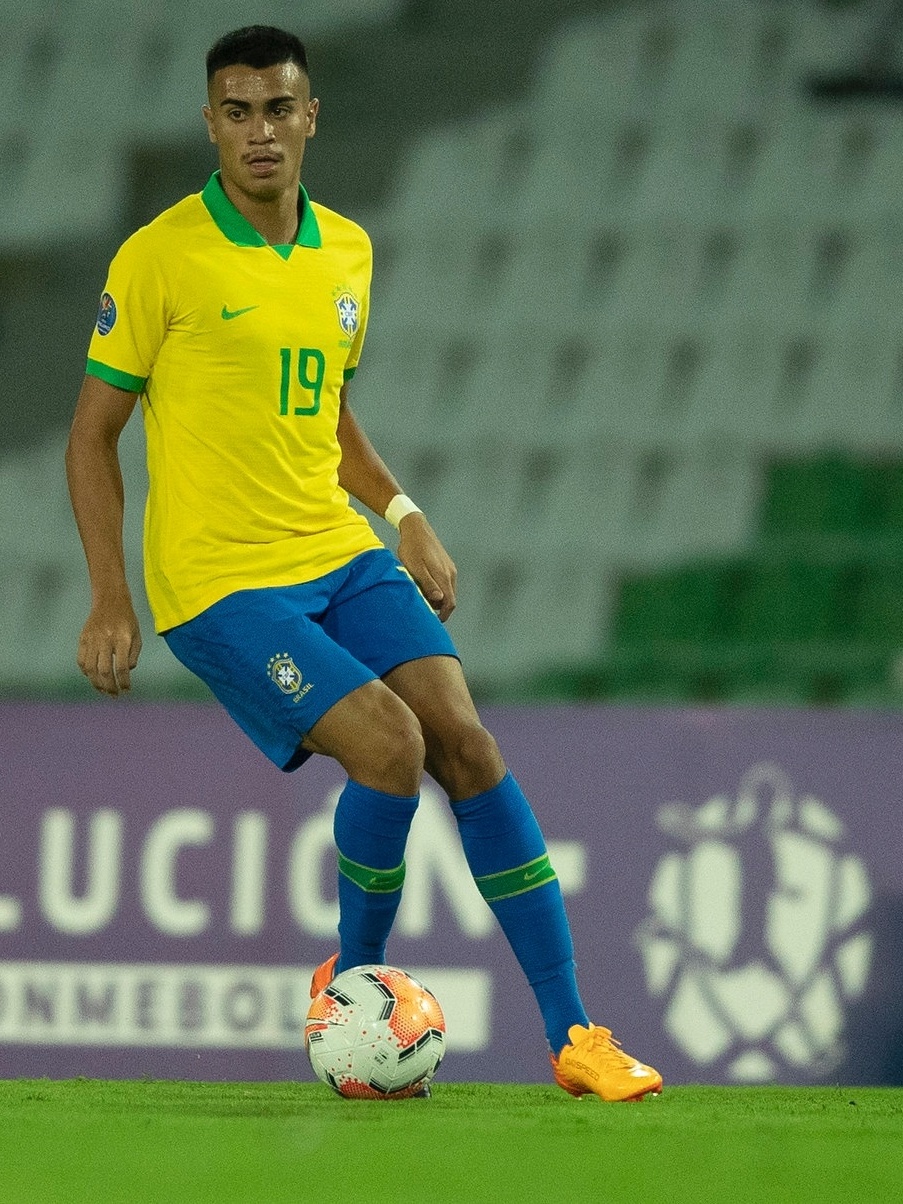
[279,347,326,416]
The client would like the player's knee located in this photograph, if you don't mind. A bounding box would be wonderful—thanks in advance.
[308,682,425,794]
[432,719,504,797]
[382,704,427,777]
[454,721,501,772]
[355,696,425,793]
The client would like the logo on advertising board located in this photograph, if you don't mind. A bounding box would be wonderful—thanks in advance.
[635,763,873,1082]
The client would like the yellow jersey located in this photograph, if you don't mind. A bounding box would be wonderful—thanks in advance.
[86,172,382,631]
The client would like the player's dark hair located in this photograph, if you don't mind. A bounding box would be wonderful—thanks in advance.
[206,26,309,81]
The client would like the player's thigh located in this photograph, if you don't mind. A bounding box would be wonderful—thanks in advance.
[301,676,425,785]
[383,654,478,732]
[384,655,505,795]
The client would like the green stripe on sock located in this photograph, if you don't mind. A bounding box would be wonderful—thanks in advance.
[337,852,406,894]
[474,854,558,903]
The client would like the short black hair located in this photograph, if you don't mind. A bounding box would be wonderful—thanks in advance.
[206,25,309,81]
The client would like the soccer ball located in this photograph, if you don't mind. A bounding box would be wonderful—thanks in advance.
[305,964,446,1099]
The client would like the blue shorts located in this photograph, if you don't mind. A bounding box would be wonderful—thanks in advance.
[164,548,458,771]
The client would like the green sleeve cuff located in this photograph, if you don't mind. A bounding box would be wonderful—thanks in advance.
[86,358,147,393]
[343,366,357,382]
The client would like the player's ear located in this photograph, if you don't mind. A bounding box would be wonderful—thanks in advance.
[202,105,217,145]
[306,98,319,138]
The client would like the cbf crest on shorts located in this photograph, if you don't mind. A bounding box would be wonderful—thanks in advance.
[267,652,314,703]
[334,291,360,337]
[268,652,303,695]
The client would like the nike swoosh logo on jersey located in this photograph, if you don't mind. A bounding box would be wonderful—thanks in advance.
[221,304,259,320]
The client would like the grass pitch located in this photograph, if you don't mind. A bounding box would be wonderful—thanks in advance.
[0,1080,901,1203]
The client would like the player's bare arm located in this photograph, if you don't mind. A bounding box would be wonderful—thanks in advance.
[336,386,457,621]
[65,375,142,696]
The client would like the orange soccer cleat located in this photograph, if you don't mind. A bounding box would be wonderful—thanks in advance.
[550,1023,663,1103]
[309,952,339,998]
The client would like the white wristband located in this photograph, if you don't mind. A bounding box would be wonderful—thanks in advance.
[384,493,423,529]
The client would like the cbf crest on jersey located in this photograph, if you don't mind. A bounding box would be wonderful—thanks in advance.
[334,291,360,337]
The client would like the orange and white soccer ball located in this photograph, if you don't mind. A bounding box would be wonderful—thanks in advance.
[305,965,446,1099]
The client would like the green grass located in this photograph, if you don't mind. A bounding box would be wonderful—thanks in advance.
[0,1080,901,1203]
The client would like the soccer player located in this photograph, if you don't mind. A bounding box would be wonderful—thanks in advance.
[65,25,661,1102]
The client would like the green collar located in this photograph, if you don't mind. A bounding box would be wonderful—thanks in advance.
[201,171,322,250]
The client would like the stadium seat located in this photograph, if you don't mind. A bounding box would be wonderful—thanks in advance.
[760,456,875,540]
[614,562,740,647]
[850,120,903,219]
[621,449,760,568]
[530,11,660,123]
[787,327,902,452]
[853,563,903,646]
[677,326,785,448]
[730,560,854,645]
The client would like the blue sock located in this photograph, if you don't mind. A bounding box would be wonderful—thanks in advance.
[333,779,419,972]
[449,771,590,1054]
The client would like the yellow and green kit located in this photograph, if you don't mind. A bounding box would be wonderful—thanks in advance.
[86,171,382,631]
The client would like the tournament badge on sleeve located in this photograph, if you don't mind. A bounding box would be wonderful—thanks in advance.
[96,292,118,335]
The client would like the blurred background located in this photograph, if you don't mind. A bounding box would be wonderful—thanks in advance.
[3,0,903,709]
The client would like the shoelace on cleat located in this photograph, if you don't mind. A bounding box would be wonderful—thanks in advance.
[574,1025,643,1071]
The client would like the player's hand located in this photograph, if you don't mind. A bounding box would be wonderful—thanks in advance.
[397,513,457,622]
[76,599,142,696]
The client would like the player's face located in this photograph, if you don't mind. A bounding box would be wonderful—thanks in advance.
[203,61,318,202]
